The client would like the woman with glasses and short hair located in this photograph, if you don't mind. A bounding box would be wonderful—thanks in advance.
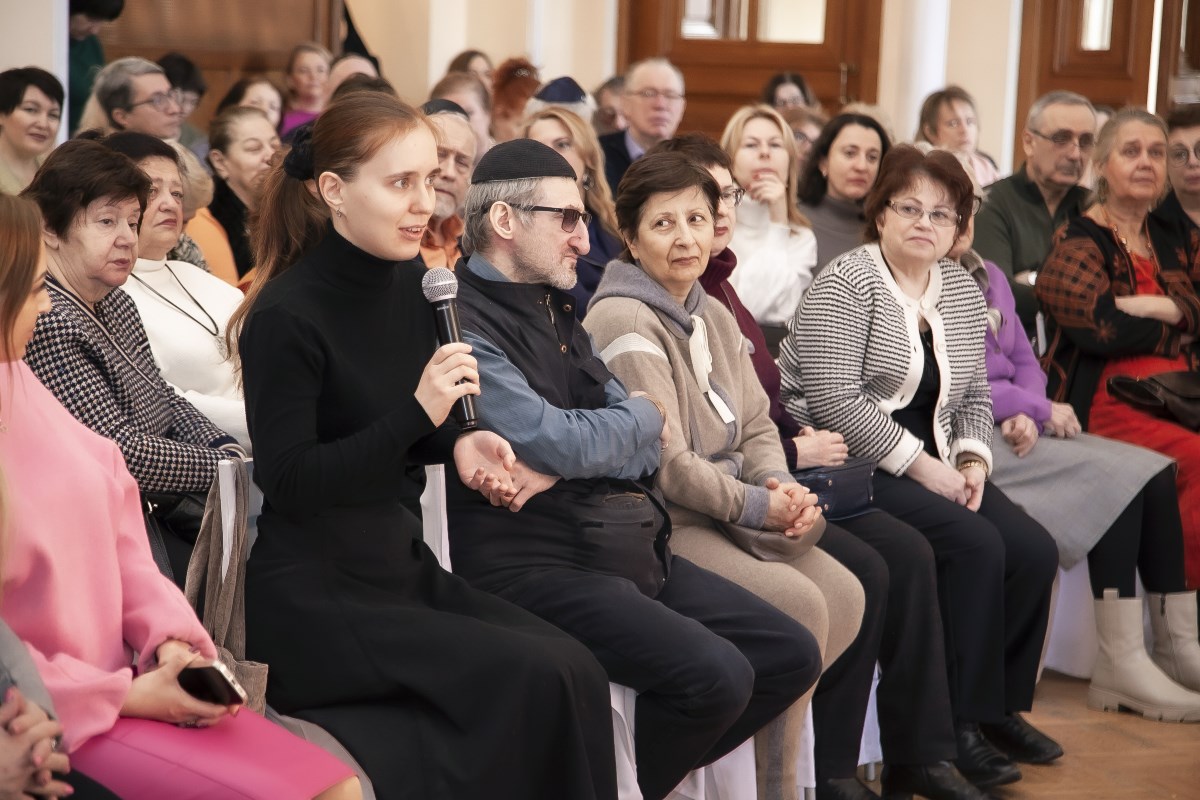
[1154,105,1200,261]
[778,145,1062,792]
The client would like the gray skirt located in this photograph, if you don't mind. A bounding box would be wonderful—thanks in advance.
[989,428,1173,569]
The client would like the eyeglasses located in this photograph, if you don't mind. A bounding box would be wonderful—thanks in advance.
[1029,128,1096,151]
[1169,142,1200,167]
[512,205,592,232]
[127,88,183,113]
[627,88,685,103]
[719,186,745,207]
[887,201,960,227]
[793,131,813,146]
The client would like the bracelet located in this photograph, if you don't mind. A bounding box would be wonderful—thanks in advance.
[957,458,987,474]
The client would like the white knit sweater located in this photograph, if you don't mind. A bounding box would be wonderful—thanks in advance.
[777,243,993,476]
[726,198,818,327]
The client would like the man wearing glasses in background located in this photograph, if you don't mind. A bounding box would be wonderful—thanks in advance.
[974,91,1097,333]
[599,58,687,192]
[87,56,184,140]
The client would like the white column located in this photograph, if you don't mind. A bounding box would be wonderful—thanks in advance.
[876,0,950,143]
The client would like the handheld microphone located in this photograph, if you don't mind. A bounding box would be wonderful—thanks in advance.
[421,267,478,430]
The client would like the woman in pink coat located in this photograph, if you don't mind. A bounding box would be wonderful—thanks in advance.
[0,193,360,798]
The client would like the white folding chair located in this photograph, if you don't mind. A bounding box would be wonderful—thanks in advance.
[217,460,376,800]
[420,466,759,800]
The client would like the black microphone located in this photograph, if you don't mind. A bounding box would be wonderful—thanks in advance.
[421,267,478,430]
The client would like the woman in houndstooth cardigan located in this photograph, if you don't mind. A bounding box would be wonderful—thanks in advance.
[21,139,243,580]
[778,146,1062,793]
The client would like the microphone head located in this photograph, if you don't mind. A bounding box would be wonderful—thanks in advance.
[421,267,458,303]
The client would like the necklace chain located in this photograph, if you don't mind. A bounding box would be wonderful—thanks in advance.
[1100,205,1161,276]
[129,265,221,338]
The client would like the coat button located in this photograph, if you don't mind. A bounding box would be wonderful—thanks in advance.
[560,344,568,353]
[564,304,573,312]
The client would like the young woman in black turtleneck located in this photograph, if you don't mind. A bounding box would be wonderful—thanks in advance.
[229,93,617,800]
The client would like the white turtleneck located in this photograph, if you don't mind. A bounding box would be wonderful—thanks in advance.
[726,198,818,327]
[122,258,251,450]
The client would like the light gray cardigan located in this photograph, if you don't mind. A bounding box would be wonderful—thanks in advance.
[777,243,994,476]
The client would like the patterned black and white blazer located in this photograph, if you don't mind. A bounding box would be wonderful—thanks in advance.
[777,243,994,477]
[23,277,235,493]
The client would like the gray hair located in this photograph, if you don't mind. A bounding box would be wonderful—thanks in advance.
[1026,90,1095,131]
[93,57,165,122]
[625,57,685,94]
[460,177,542,255]
[1091,107,1168,205]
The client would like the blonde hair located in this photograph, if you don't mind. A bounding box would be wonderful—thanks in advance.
[168,141,213,220]
[521,107,619,237]
[720,104,810,228]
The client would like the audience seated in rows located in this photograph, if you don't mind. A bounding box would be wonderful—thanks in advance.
[0,67,63,196]
[916,86,1001,187]
[77,56,183,140]
[778,145,1063,789]
[0,193,361,800]
[230,95,619,800]
[974,91,1096,331]
[442,138,819,800]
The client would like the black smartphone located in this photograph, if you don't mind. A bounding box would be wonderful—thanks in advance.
[178,662,247,706]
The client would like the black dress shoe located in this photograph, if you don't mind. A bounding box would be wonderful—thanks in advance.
[955,721,1022,789]
[980,713,1064,764]
[815,776,880,800]
[880,762,989,800]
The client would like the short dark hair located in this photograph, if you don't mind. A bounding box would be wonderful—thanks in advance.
[215,76,282,115]
[648,133,731,171]
[862,145,974,241]
[447,50,491,74]
[0,67,65,115]
[100,130,181,169]
[615,151,720,248]
[331,74,398,102]
[69,0,124,20]
[798,113,892,205]
[761,72,817,107]
[1166,104,1200,133]
[21,139,149,239]
[156,52,206,96]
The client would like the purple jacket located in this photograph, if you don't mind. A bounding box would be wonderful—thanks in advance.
[980,259,1053,431]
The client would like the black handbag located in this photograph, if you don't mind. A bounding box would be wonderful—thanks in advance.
[792,456,878,520]
[142,491,208,580]
[1107,371,1200,431]
[570,483,670,598]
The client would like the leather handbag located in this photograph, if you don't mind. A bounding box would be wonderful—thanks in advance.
[792,456,878,520]
[717,514,826,563]
[570,482,669,598]
[141,491,208,581]
[1106,371,1200,431]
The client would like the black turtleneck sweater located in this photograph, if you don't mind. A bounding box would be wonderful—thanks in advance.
[209,176,254,278]
[238,226,460,520]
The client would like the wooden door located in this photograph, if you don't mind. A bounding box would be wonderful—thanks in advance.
[98,0,343,132]
[618,0,883,138]
[1013,0,1156,163]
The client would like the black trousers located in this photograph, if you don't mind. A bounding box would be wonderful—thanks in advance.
[486,556,822,800]
[871,474,1058,723]
[812,514,958,778]
[1088,465,1188,597]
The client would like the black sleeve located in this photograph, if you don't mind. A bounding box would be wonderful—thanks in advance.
[240,303,438,516]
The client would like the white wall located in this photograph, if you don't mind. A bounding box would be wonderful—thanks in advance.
[0,0,70,144]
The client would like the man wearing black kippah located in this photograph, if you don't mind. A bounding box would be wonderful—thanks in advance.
[444,139,820,800]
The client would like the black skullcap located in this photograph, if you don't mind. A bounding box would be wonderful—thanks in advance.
[535,77,587,104]
[421,98,469,120]
[472,138,577,183]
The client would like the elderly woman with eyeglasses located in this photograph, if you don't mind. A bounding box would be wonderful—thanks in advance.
[777,145,1062,791]
[1154,105,1200,260]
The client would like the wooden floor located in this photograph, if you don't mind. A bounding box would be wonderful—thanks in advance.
[861,670,1200,799]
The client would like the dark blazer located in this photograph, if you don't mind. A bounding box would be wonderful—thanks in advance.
[600,130,635,196]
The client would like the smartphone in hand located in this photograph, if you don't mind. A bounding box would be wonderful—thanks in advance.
[178,661,247,706]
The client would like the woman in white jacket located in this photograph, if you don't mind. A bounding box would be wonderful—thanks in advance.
[720,104,818,345]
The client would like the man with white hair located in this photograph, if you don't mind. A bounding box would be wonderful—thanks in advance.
[599,58,687,192]
[419,99,477,268]
[85,56,183,139]
[974,91,1097,330]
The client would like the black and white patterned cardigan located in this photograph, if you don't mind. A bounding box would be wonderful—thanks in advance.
[777,243,994,476]
[23,277,235,493]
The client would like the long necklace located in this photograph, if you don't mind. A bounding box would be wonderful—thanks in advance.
[129,265,227,358]
[1100,205,1161,279]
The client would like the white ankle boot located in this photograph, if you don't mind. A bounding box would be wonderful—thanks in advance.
[1088,589,1200,722]
[1148,591,1200,691]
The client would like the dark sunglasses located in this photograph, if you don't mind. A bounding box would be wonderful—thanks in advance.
[512,204,592,232]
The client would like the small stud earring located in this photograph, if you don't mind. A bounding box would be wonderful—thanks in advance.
[335,207,345,218]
